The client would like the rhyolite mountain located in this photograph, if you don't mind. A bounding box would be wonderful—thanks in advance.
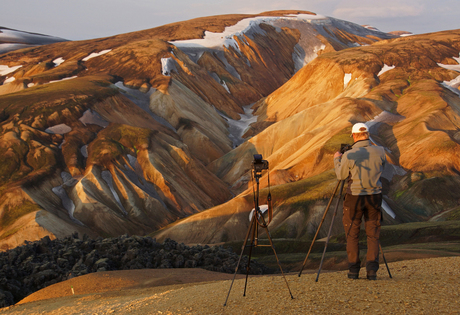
[0,27,66,55]
[0,11,459,250]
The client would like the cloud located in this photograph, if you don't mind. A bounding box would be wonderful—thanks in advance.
[333,3,424,19]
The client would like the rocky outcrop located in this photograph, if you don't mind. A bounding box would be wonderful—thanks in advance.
[0,234,267,308]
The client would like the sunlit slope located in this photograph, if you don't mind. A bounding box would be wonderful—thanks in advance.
[155,30,460,244]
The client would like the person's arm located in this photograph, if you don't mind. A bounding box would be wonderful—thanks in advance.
[334,152,350,180]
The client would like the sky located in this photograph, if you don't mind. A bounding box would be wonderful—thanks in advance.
[1,0,459,41]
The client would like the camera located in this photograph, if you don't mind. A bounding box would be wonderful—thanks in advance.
[340,143,353,154]
[252,154,269,175]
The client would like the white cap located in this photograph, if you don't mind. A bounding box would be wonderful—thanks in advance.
[351,123,369,135]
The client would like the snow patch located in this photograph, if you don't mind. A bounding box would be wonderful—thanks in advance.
[344,73,352,88]
[221,80,231,93]
[82,49,111,61]
[362,25,381,32]
[45,124,72,135]
[438,54,460,72]
[0,65,22,76]
[381,200,396,219]
[161,57,177,76]
[223,104,258,148]
[53,57,65,66]
[4,77,15,83]
[0,43,30,54]
[27,83,35,88]
[48,76,77,84]
[442,75,460,97]
[171,14,327,51]
[378,64,395,76]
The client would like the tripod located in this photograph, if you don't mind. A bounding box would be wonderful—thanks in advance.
[298,180,392,281]
[224,167,294,306]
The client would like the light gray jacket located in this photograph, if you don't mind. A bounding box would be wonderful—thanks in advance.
[334,140,386,195]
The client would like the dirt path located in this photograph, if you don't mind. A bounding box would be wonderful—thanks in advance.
[1,256,459,314]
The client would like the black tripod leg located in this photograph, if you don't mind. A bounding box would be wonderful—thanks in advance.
[243,218,257,297]
[298,180,341,277]
[223,215,255,306]
[315,180,345,282]
[262,224,294,299]
[380,243,392,278]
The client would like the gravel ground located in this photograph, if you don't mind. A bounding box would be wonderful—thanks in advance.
[1,256,459,314]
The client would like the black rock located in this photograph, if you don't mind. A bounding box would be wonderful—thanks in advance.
[0,234,268,309]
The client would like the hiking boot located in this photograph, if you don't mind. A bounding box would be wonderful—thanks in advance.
[367,270,377,280]
[347,272,359,279]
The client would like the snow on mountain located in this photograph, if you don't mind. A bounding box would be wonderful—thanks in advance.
[438,54,460,72]
[82,49,112,61]
[0,65,22,76]
[0,27,66,54]
[378,64,396,76]
[171,13,394,76]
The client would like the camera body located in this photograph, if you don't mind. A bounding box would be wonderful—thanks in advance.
[340,144,353,154]
[252,154,269,175]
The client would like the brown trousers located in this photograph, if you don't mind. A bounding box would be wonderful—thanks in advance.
[342,193,382,273]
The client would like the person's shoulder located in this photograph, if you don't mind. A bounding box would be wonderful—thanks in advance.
[374,145,386,156]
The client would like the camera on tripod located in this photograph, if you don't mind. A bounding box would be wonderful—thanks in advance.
[252,154,269,177]
[224,153,294,306]
[340,143,353,154]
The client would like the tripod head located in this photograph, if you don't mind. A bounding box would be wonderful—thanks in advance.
[250,154,272,227]
[252,154,269,180]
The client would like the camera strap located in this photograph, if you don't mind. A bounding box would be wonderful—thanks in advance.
[251,169,273,227]
[267,171,273,224]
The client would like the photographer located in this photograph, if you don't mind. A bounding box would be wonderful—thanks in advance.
[333,123,386,280]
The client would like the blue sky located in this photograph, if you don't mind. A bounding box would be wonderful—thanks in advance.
[2,0,459,40]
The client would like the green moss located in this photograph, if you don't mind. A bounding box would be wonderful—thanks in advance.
[0,76,117,122]
[322,127,353,155]
[271,223,292,239]
[88,124,153,167]
[394,190,406,199]
[0,200,41,230]
[0,227,21,240]
[446,209,460,221]
[0,154,21,185]
[264,170,337,203]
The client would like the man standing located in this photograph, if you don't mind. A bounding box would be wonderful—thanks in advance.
[333,123,386,280]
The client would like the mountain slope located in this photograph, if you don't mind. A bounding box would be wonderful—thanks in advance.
[1,10,443,249]
[155,30,460,244]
